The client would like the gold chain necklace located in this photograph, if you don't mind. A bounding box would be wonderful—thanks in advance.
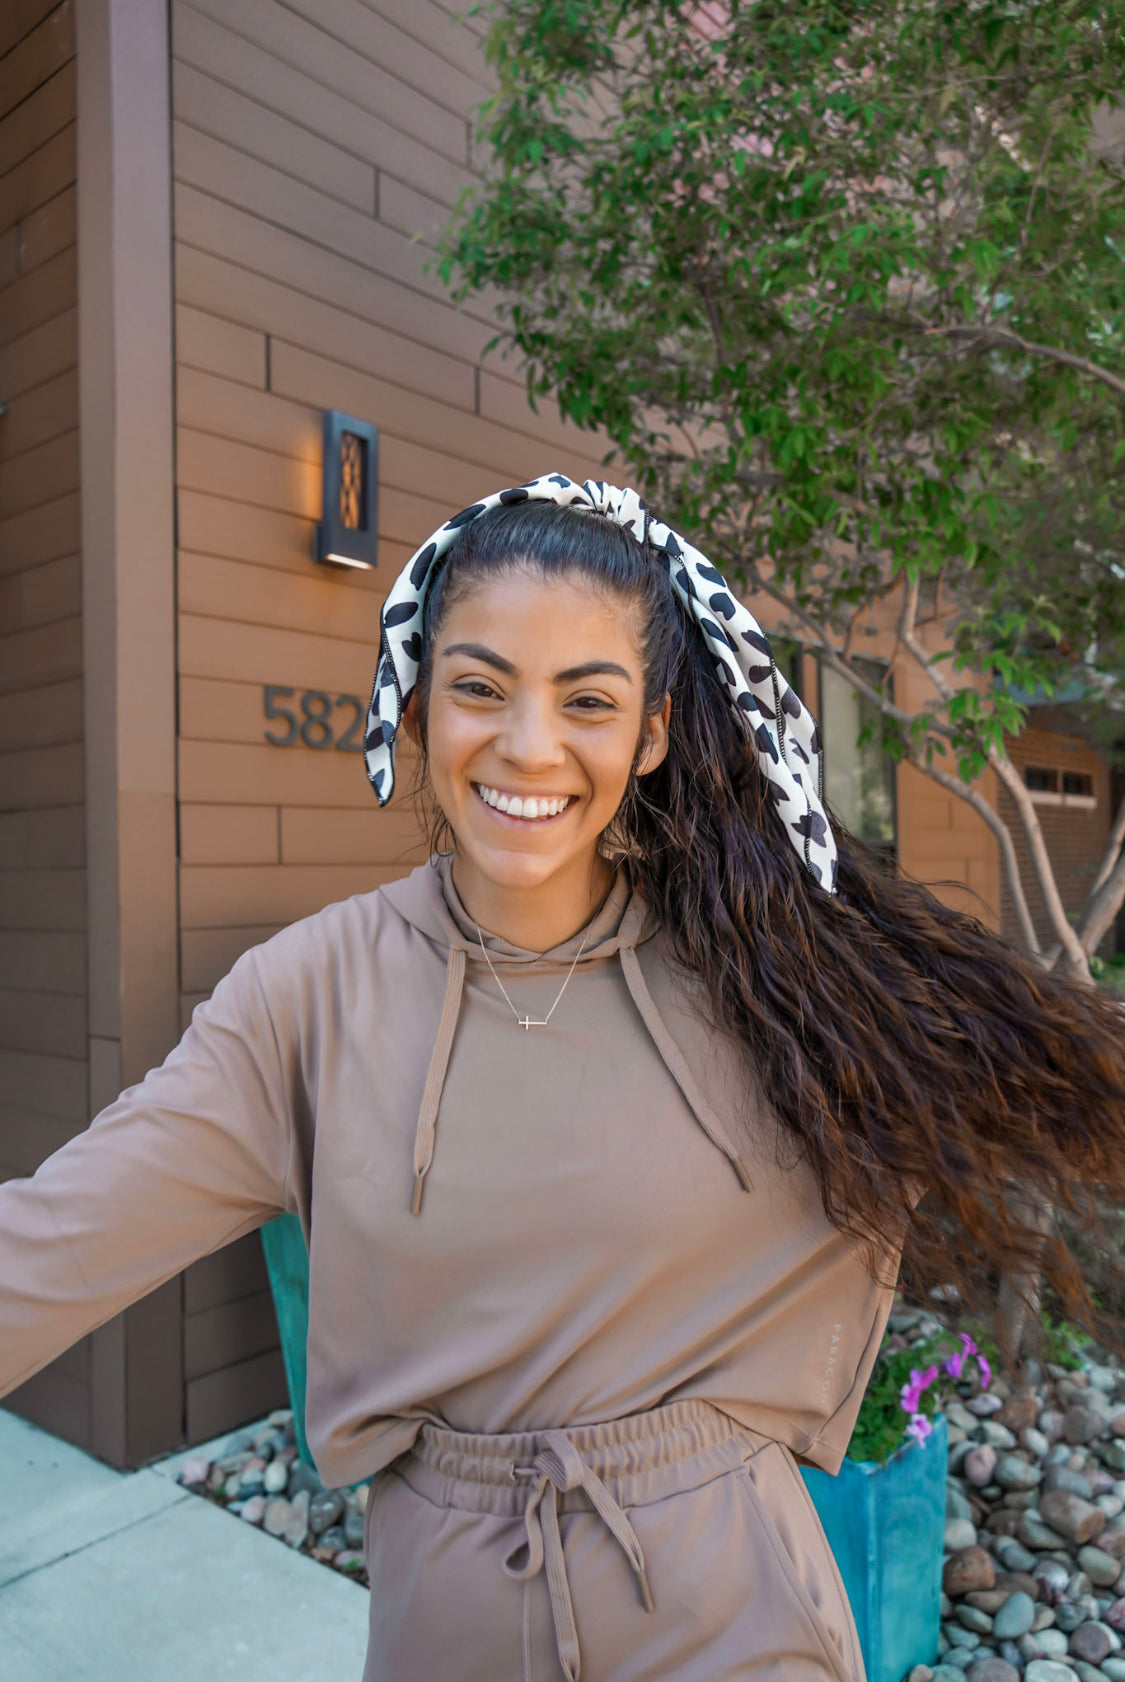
[473,918,595,1029]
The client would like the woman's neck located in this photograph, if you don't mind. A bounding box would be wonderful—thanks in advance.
[449,850,617,952]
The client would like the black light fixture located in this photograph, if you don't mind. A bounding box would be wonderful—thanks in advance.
[316,410,378,569]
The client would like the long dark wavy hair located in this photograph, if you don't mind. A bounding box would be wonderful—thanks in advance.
[408,498,1125,1365]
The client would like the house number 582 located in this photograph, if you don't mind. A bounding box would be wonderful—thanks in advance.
[262,685,365,752]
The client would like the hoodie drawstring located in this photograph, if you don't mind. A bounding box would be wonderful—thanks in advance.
[411,944,467,1215]
[407,912,754,1215]
[619,945,755,1195]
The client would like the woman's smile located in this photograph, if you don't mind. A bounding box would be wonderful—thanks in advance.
[471,782,576,823]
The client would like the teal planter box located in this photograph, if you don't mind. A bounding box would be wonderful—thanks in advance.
[800,1413,948,1682]
[259,1211,315,1468]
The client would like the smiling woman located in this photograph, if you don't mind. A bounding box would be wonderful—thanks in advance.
[4,474,1125,1682]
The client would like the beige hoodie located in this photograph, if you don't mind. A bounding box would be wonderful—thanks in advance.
[0,854,907,1486]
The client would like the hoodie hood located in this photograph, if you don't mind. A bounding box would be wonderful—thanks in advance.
[382,851,658,968]
[379,855,756,1215]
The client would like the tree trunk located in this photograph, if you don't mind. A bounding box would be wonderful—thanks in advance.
[993,1189,1056,1375]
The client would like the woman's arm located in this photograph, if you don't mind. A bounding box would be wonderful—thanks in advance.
[0,942,296,1399]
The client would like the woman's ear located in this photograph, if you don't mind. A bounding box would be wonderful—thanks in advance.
[636,693,672,777]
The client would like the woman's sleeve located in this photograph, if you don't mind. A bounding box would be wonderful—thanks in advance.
[0,942,296,1399]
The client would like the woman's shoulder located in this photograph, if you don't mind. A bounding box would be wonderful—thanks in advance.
[231,873,431,1012]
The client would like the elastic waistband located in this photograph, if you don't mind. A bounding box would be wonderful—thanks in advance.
[400,1397,768,1517]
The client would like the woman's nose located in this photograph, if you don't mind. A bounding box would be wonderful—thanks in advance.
[497,697,567,768]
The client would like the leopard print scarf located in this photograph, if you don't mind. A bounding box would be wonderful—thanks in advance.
[364,472,837,893]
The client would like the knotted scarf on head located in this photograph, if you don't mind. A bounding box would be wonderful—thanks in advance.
[364,472,838,893]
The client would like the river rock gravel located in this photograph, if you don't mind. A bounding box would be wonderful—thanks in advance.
[897,1305,1125,1682]
[174,1409,371,1588]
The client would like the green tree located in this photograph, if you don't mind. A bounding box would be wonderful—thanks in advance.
[437,0,1125,983]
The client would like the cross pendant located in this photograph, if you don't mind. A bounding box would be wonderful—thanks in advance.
[518,1016,548,1030]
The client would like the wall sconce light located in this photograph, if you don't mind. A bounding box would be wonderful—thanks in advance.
[316,410,378,569]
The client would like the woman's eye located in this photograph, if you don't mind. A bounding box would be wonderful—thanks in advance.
[454,681,500,700]
[570,696,614,712]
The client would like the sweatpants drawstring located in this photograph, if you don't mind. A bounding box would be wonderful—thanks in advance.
[502,1430,655,1682]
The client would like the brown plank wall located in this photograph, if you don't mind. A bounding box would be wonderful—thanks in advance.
[169,0,609,1443]
[0,0,88,1438]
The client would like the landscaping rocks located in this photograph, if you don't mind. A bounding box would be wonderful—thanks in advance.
[889,1309,1125,1682]
[946,1549,998,1596]
[1064,1409,1107,1447]
[993,1594,1037,1640]
[175,1407,371,1589]
[1019,1512,1071,1552]
[1067,1622,1119,1665]
[1039,1493,1106,1547]
[309,1488,345,1535]
[967,1663,1021,1682]
[1076,1546,1122,1588]
[999,1458,1045,1492]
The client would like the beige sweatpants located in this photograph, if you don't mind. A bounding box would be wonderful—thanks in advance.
[360,1397,866,1682]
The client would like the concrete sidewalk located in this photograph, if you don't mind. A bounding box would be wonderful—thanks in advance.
[0,1407,369,1681]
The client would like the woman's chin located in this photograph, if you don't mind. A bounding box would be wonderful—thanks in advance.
[452,831,597,894]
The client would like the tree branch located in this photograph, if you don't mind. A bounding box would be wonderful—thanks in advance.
[1074,796,1125,956]
[1090,788,1125,900]
[987,747,1092,979]
[748,570,954,738]
[912,323,1125,401]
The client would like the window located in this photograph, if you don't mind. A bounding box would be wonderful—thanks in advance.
[818,657,897,852]
[1023,764,1096,807]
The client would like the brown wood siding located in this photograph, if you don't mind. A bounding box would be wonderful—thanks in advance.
[0,0,90,1433]
[169,0,607,1445]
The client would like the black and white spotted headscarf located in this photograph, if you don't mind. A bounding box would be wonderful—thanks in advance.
[364,472,838,893]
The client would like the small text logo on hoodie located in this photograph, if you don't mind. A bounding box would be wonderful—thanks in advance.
[821,1324,842,1396]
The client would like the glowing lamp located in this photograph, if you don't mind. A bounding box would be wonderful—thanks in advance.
[316,410,378,569]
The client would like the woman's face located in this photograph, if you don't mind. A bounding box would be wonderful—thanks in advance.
[404,567,670,902]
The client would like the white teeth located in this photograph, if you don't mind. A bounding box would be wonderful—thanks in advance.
[475,785,572,820]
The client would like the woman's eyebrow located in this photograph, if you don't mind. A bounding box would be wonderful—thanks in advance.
[440,643,633,685]
[554,660,633,685]
[440,641,518,675]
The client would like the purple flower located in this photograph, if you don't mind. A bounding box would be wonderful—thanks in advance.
[943,1332,991,1390]
[900,1364,939,1415]
[906,1413,933,1446]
